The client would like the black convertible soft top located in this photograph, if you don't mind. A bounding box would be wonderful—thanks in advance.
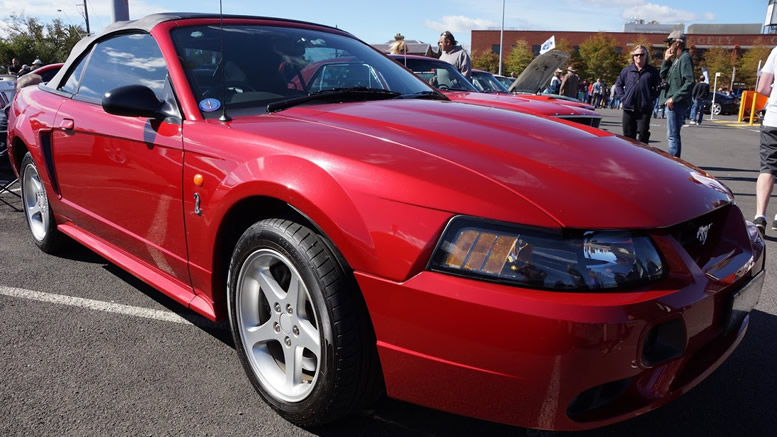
[46,12,348,90]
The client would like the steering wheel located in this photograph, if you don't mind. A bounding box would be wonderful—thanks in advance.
[437,84,450,90]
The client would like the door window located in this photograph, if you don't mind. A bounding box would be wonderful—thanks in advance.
[72,33,168,104]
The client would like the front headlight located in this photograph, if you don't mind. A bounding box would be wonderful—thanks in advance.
[429,217,665,291]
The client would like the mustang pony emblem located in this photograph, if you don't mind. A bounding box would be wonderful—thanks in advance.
[697,223,712,245]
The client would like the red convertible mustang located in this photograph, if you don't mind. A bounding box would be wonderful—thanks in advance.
[8,13,765,431]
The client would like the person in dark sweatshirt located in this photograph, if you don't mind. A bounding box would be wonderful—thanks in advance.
[689,76,710,125]
[615,45,660,144]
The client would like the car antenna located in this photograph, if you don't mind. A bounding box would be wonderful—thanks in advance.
[218,0,231,122]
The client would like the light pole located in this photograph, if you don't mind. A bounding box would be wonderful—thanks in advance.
[58,8,84,38]
[710,72,721,121]
[498,0,505,76]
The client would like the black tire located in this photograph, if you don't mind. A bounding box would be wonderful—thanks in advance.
[20,152,66,253]
[711,102,722,115]
[227,218,381,426]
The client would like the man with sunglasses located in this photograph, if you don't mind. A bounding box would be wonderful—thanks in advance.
[615,45,659,144]
[659,30,695,158]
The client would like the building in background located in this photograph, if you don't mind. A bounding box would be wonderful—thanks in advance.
[472,23,771,65]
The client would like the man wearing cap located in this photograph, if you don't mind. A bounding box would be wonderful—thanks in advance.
[31,59,43,69]
[438,31,471,80]
[659,30,695,158]
[559,66,579,99]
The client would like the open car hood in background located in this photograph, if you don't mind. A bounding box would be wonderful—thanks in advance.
[508,50,569,94]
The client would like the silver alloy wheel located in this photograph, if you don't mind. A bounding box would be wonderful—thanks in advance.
[22,162,50,242]
[235,248,321,403]
[712,103,722,115]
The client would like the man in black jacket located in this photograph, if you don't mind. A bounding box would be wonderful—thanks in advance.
[689,76,710,125]
[615,45,660,143]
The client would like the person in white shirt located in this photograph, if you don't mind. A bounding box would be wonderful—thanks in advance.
[754,45,777,236]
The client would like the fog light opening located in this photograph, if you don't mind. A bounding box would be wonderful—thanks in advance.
[642,318,687,367]
[567,377,632,422]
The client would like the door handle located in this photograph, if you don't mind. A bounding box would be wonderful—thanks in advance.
[59,118,74,130]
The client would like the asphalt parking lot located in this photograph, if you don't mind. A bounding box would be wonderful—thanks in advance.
[1,108,775,436]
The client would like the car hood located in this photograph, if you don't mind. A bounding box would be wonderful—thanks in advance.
[508,49,570,94]
[227,100,730,229]
[444,91,599,118]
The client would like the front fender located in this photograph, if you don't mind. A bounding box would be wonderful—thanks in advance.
[183,152,452,297]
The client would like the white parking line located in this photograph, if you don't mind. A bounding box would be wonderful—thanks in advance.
[0,285,195,325]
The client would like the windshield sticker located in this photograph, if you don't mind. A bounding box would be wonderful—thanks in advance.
[199,98,221,112]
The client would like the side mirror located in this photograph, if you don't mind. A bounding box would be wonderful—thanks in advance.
[102,85,164,119]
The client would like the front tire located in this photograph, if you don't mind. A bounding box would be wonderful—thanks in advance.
[227,218,380,426]
[711,102,722,115]
[20,152,65,253]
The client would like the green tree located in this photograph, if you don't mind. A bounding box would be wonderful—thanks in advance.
[472,49,500,73]
[578,32,621,84]
[738,38,772,89]
[555,37,581,72]
[0,14,85,68]
[702,46,736,91]
[503,40,534,77]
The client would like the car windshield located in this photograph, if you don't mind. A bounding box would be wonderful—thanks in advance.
[171,24,435,117]
[471,72,510,93]
[396,57,479,92]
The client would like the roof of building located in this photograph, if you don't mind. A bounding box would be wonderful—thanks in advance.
[687,23,762,34]
[372,39,436,56]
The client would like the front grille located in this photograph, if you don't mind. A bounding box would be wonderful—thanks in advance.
[667,204,748,270]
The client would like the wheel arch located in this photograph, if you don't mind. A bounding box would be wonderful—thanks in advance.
[209,193,369,324]
[10,135,30,174]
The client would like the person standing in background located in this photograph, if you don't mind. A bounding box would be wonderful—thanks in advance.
[438,31,471,80]
[659,30,695,158]
[389,34,408,55]
[592,78,604,108]
[689,76,710,125]
[546,69,562,95]
[7,58,20,75]
[615,45,660,144]
[559,66,579,99]
[753,45,777,236]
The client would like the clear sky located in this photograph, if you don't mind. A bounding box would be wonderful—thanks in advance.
[3,0,771,50]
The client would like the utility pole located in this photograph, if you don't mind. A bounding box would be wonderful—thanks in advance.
[83,0,91,35]
[113,0,129,22]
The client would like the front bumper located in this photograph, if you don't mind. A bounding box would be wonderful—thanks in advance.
[357,211,765,430]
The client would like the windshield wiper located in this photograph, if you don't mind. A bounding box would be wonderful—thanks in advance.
[267,87,401,113]
[394,91,449,101]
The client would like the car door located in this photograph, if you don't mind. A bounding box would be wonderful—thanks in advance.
[51,33,190,286]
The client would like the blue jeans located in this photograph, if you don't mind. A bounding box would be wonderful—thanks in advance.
[666,101,690,157]
[689,99,705,124]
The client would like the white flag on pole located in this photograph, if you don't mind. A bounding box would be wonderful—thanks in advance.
[540,35,555,55]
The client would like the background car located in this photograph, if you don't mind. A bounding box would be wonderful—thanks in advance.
[704,91,740,115]
[493,73,515,89]
[392,54,601,127]
[31,63,64,83]
[8,12,764,432]
[471,69,511,93]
